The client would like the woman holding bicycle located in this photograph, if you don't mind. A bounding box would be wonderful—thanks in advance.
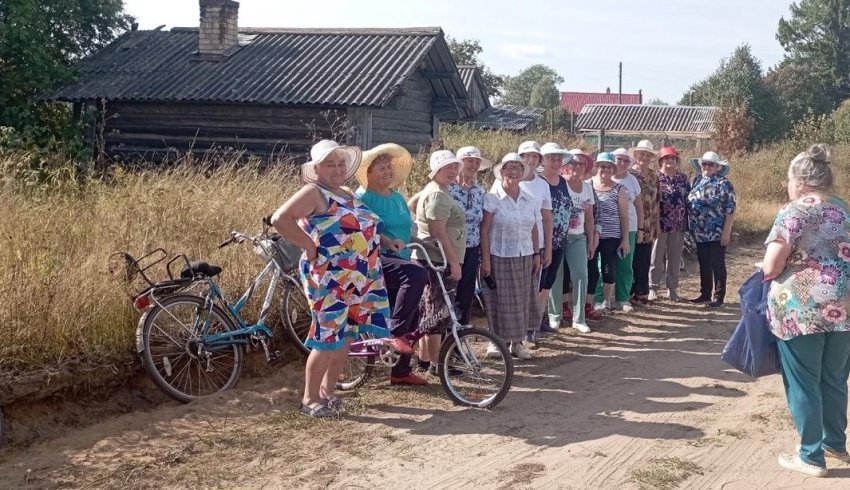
[271,139,393,418]
[355,143,429,386]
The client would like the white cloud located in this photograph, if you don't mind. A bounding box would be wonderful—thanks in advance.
[501,42,548,59]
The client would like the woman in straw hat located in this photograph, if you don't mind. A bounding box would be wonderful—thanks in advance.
[450,146,493,325]
[271,139,395,418]
[355,143,429,386]
[629,140,661,305]
[412,150,467,375]
[687,151,736,307]
[481,153,541,360]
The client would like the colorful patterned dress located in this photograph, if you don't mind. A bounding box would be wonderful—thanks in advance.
[766,194,850,340]
[298,186,392,350]
[631,168,660,244]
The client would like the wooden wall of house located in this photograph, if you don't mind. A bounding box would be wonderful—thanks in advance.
[102,102,342,160]
[466,78,489,116]
[370,71,435,155]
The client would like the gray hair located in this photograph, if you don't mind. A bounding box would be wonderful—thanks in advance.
[790,143,834,192]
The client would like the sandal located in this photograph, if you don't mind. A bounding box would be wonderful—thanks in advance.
[299,401,337,418]
[321,396,344,412]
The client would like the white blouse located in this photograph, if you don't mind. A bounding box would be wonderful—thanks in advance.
[483,186,541,257]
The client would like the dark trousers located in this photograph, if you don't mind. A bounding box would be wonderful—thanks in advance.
[539,248,565,291]
[588,238,619,292]
[696,240,727,300]
[382,254,427,376]
[455,245,481,325]
[630,242,653,297]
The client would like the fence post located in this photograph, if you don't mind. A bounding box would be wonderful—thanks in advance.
[597,129,606,152]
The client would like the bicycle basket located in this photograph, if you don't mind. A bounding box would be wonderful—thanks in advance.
[270,237,303,272]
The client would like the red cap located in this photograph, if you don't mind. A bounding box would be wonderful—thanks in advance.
[658,146,680,160]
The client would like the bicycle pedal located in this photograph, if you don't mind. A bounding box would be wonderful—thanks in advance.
[267,351,284,365]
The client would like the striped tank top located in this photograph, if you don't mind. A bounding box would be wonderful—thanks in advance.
[595,183,623,239]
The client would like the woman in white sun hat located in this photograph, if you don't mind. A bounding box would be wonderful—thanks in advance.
[629,139,661,305]
[450,146,493,325]
[481,153,541,359]
[271,139,392,418]
[412,150,467,375]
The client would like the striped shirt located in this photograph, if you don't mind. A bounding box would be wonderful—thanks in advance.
[595,183,623,239]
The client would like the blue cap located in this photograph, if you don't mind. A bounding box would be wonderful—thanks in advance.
[595,152,616,165]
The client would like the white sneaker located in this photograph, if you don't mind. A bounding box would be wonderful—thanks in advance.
[573,322,591,333]
[778,453,827,477]
[512,342,533,360]
[594,302,605,312]
[647,290,658,302]
[486,343,501,359]
[548,321,561,330]
[618,301,634,313]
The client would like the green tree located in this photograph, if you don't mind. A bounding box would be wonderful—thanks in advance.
[446,36,504,97]
[776,0,850,106]
[646,98,669,106]
[500,64,564,107]
[680,44,785,145]
[0,0,132,133]
[528,77,560,109]
[764,58,833,126]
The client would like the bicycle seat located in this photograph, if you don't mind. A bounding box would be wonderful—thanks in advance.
[180,261,222,279]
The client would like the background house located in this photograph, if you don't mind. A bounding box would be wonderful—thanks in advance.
[47,0,472,160]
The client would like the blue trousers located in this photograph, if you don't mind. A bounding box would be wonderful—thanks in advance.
[778,332,850,467]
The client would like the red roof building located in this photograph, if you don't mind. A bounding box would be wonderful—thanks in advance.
[560,89,643,115]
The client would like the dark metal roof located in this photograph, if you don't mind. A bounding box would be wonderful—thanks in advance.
[470,106,545,131]
[47,27,470,113]
[576,104,717,135]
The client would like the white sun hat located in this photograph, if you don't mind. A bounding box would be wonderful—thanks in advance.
[628,139,658,156]
[540,142,574,166]
[456,146,494,170]
[518,140,542,156]
[493,152,533,181]
[302,139,362,184]
[612,147,632,164]
[690,151,730,177]
[428,150,463,179]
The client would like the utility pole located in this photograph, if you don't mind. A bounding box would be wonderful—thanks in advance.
[618,62,623,104]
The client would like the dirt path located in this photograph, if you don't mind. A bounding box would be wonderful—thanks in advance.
[2,245,850,489]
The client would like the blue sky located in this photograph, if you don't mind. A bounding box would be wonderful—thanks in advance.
[124,0,793,104]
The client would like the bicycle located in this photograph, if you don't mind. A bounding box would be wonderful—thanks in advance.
[288,241,514,409]
[120,218,308,403]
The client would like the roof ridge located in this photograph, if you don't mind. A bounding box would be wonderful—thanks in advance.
[169,26,443,35]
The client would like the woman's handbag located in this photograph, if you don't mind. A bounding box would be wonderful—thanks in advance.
[721,269,781,378]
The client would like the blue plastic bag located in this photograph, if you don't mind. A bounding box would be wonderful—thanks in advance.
[721,269,781,378]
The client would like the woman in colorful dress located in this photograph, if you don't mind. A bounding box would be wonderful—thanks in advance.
[761,144,850,477]
[272,139,392,418]
[589,152,630,314]
[413,150,467,375]
[481,153,540,359]
[687,151,736,307]
[355,143,428,386]
[628,140,660,305]
[450,146,492,325]
[650,146,690,301]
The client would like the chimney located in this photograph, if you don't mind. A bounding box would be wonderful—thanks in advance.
[605,87,611,94]
[198,0,239,57]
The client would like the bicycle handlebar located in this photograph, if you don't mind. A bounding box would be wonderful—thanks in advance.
[405,240,447,272]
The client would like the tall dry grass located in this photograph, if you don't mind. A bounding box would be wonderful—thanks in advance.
[1,131,847,373]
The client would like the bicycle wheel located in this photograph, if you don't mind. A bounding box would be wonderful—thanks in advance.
[437,327,513,408]
[336,334,376,391]
[139,294,243,403]
[281,281,311,356]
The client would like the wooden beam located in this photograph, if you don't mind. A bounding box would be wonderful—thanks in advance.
[420,71,457,79]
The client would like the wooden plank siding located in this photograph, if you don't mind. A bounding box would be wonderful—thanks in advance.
[369,71,435,155]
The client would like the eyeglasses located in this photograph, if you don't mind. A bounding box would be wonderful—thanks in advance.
[502,164,524,172]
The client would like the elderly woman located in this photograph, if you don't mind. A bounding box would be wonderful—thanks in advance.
[761,144,850,477]
[687,151,736,307]
[355,143,428,386]
[590,152,630,314]
[629,140,661,304]
[481,153,540,359]
[650,146,690,301]
[413,150,467,375]
[272,139,392,418]
[450,146,492,325]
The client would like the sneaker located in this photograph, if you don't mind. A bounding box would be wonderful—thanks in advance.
[825,448,850,463]
[562,305,573,320]
[299,401,337,419]
[668,290,681,302]
[585,304,603,322]
[618,301,634,313]
[573,322,591,334]
[524,331,537,348]
[390,372,428,386]
[647,290,658,302]
[594,302,606,312]
[486,342,502,359]
[708,299,724,308]
[541,322,559,333]
[428,364,463,377]
[387,337,414,355]
[511,342,533,360]
[690,295,711,304]
[778,453,827,477]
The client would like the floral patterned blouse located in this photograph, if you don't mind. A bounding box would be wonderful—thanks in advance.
[687,175,736,243]
[449,181,485,248]
[631,168,660,243]
[766,195,850,340]
[658,172,690,233]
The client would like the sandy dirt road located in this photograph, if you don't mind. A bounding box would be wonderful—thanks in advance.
[2,246,849,489]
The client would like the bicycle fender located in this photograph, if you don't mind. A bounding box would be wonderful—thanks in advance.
[135,311,151,353]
